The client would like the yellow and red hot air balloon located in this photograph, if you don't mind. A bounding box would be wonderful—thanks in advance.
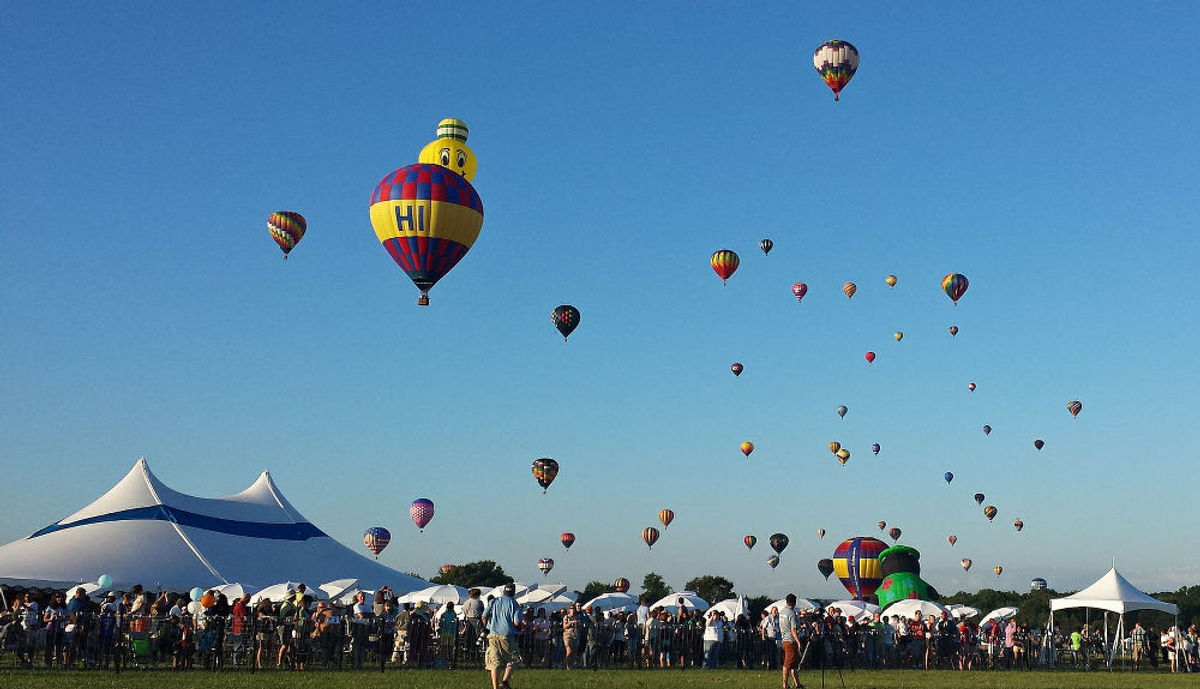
[659,509,675,528]
[740,441,755,457]
[711,249,740,284]
[843,282,857,299]
[642,527,660,549]
[440,564,457,576]
[268,211,306,259]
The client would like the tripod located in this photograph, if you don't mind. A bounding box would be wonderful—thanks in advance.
[799,630,844,689]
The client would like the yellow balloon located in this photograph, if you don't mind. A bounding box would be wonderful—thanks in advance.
[828,441,841,454]
[885,275,898,288]
[835,448,850,465]
[418,117,478,181]
[894,331,903,341]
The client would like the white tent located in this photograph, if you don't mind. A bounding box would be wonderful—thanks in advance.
[649,591,710,615]
[708,595,750,621]
[1048,566,1177,667]
[0,458,429,593]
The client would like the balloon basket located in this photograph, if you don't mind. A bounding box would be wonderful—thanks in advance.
[418,294,430,306]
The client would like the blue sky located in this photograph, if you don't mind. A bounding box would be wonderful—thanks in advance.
[2,2,1198,600]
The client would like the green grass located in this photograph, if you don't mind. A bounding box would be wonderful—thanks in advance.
[0,668,1193,689]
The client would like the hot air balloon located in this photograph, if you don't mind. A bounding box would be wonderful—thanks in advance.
[984,505,998,521]
[942,273,969,305]
[769,533,789,554]
[813,40,860,101]
[894,332,903,341]
[818,558,835,580]
[949,326,959,336]
[1013,519,1024,532]
[837,405,848,419]
[948,535,957,546]
[268,211,306,259]
[982,425,992,436]
[1030,577,1048,591]
[613,578,631,593]
[974,493,985,505]
[410,498,435,531]
[767,555,781,570]
[944,472,954,484]
[642,527,660,549]
[835,448,850,465]
[817,528,826,539]
[659,509,675,528]
[877,521,886,531]
[744,535,757,550]
[363,526,391,558]
[741,441,755,457]
[711,249,740,284]
[994,566,1003,577]
[731,362,743,377]
[551,305,580,341]
[968,382,976,392]
[560,532,575,549]
[532,458,559,493]
[791,282,808,302]
[832,536,887,600]
[843,282,857,299]
[871,443,881,455]
[961,558,973,572]
[1068,400,1082,418]
[417,118,478,180]
[537,558,555,576]
[370,163,484,306]
[1034,439,1045,450]
[760,239,773,255]
[828,441,841,454]
[440,564,457,576]
[888,527,902,542]
[865,351,876,364]
[885,275,898,289]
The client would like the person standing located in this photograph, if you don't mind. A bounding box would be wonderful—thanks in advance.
[702,609,724,668]
[778,594,803,689]
[1130,620,1148,669]
[482,582,522,689]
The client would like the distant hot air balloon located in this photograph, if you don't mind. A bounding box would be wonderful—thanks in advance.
[532,458,559,493]
[982,425,992,436]
[440,564,457,576]
[537,558,555,576]
[948,535,957,546]
[767,555,781,570]
[731,362,744,377]
[968,382,976,392]
[410,498,435,531]
[658,509,675,528]
[984,505,998,521]
[791,282,808,302]
[817,558,835,580]
[871,443,881,455]
[642,527,660,549]
[961,558,973,572]
[817,528,826,539]
[769,533,789,554]
[1034,439,1045,450]
[885,275,898,289]
[560,532,575,549]
[744,535,757,550]
[828,441,841,454]
[813,40,860,101]
[711,249,740,284]
[835,448,851,465]
[865,351,876,364]
[613,578,631,593]
[877,521,886,531]
[894,332,903,342]
[843,282,857,299]
[363,526,391,558]
[944,472,954,484]
[268,211,306,259]
[994,565,1003,577]
[949,326,959,336]
[974,493,985,505]
[1030,577,1048,591]
[833,536,887,600]
[760,239,774,255]
[551,305,581,341]
[1014,519,1024,532]
[942,273,969,305]
[888,527,902,542]
[370,163,484,306]
[741,441,755,457]
[837,405,848,419]
[1068,400,1082,418]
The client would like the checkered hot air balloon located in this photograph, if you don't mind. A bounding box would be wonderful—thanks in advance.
[814,40,860,101]
[268,211,306,259]
[410,498,435,531]
[832,536,887,600]
[363,526,390,558]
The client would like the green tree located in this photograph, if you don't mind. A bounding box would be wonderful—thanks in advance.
[746,595,773,620]
[578,581,610,604]
[641,572,670,604]
[684,575,735,605]
[429,560,510,588]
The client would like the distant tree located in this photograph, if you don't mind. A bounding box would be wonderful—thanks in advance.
[578,581,610,604]
[746,595,774,620]
[641,572,670,604]
[429,560,510,588]
[685,575,735,605]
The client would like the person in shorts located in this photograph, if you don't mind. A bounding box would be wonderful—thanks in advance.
[778,594,802,689]
[483,583,522,689]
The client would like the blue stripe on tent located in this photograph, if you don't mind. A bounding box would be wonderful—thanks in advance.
[29,505,327,541]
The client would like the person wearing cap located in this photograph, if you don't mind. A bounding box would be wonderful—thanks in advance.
[482,582,522,689]
[777,594,803,689]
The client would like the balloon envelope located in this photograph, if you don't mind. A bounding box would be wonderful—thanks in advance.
[744,535,757,550]
[974,493,985,505]
[551,305,580,341]
[537,558,554,575]
[613,578,631,593]
[962,558,973,572]
[642,527,660,549]
[871,443,881,455]
[944,472,954,484]
[1068,400,1082,417]
[817,558,835,580]
[560,532,575,549]
[731,362,743,376]
[659,509,675,528]
[767,555,780,569]
[1034,439,1045,450]
[877,521,886,531]
[828,441,841,454]
[968,382,976,391]
[888,527,901,542]
[711,249,740,283]
[364,526,391,556]
[833,536,887,600]
[865,351,876,363]
[532,458,559,493]
[948,535,957,546]
[769,533,789,554]
[268,211,306,258]
[440,564,456,575]
[837,405,848,418]
[760,239,773,255]
[942,273,969,304]
[984,505,998,521]
[1014,519,1024,532]
[792,282,808,302]
[835,448,850,465]
[813,39,860,101]
[817,528,826,539]
[994,566,1003,576]
[982,425,991,436]
[842,282,857,299]
[949,326,959,336]
[410,498,435,530]
[740,441,754,457]
[894,332,903,341]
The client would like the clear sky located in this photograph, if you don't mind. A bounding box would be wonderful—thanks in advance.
[2,2,1198,601]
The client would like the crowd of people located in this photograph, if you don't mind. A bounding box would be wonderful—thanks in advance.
[1,584,1195,676]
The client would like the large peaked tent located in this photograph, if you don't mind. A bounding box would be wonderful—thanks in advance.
[0,459,428,594]
[1047,566,1177,666]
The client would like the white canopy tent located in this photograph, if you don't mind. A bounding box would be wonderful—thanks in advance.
[1048,566,1177,667]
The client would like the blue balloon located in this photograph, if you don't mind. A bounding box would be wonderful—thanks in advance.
[944,472,954,484]
[190,587,204,602]
[97,574,113,588]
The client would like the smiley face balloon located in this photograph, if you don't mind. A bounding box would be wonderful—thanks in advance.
[418,118,478,181]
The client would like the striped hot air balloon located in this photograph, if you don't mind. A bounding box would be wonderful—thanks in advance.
[843,282,857,299]
[760,239,773,255]
[658,509,675,528]
[744,535,757,550]
[613,578,631,593]
[363,526,390,558]
[832,536,887,600]
[711,249,740,284]
[537,558,555,576]
[642,527,660,549]
[268,211,306,259]
[560,532,575,549]
[942,273,969,304]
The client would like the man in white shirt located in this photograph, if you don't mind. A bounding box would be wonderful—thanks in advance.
[636,598,650,627]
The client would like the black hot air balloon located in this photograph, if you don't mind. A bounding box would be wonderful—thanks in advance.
[769,533,789,554]
[551,305,580,341]
[760,238,773,255]
[817,558,835,580]
[974,493,985,506]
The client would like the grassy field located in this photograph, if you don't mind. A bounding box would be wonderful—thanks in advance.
[0,668,1192,689]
